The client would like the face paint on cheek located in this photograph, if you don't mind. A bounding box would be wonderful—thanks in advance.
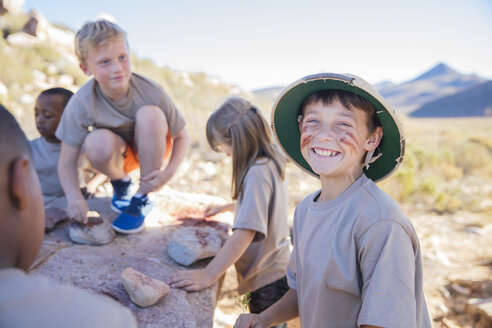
[338,130,359,152]
[300,125,313,150]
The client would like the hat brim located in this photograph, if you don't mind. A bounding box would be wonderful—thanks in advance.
[271,73,405,182]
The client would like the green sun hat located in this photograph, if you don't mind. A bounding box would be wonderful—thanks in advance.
[271,73,405,182]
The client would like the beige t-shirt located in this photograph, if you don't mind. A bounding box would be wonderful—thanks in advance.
[30,137,63,204]
[56,73,186,148]
[0,268,137,328]
[287,174,431,328]
[233,159,291,294]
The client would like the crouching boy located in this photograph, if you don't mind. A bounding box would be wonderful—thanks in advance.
[57,19,190,233]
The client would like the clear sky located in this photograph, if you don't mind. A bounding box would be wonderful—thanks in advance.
[23,0,492,90]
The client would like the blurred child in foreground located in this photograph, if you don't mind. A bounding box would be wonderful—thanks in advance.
[0,104,137,327]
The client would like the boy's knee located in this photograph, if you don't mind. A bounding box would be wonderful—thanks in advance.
[84,129,120,163]
[136,106,167,127]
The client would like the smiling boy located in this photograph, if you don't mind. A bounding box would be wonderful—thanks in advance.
[56,20,190,233]
[234,73,431,328]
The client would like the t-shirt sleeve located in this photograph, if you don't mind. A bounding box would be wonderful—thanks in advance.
[158,89,186,137]
[55,96,92,148]
[357,220,418,328]
[232,168,272,242]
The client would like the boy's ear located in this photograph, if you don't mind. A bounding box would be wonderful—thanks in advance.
[79,63,92,76]
[9,156,31,210]
[365,126,383,151]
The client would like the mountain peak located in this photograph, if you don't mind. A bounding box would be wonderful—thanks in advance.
[413,63,458,81]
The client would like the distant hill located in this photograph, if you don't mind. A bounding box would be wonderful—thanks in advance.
[253,63,489,118]
[373,80,396,94]
[409,80,492,117]
[378,63,486,114]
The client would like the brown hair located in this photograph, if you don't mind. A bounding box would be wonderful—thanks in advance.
[300,89,381,133]
[75,19,127,65]
[206,97,285,200]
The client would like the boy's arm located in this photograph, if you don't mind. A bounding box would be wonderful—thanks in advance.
[167,228,255,291]
[58,142,88,223]
[234,288,299,328]
[140,127,190,193]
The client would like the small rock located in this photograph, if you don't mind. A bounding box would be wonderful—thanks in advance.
[45,207,68,231]
[451,282,472,296]
[168,226,222,266]
[69,217,115,245]
[466,298,492,326]
[465,226,485,235]
[121,267,170,307]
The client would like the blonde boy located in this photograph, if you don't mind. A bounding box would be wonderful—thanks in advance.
[0,105,137,327]
[235,73,431,328]
[56,20,190,233]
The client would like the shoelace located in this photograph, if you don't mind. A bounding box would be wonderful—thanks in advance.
[126,196,149,216]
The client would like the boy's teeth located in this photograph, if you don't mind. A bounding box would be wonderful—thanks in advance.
[314,148,336,156]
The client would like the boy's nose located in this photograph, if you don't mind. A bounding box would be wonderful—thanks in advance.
[317,123,336,140]
[112,61,124,72]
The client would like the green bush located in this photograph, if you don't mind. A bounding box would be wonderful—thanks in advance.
[456,140,492,175]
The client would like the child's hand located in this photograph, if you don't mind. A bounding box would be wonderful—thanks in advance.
[203,202,235,218]
[167,269,214,292]
[140,169,171,194]
[66,198,88,224]
[234,313,269,328]
[203,204,224,218]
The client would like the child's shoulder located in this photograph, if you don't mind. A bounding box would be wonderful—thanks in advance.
[75,78,97,97]
[296,189,321,212]
[131,72,164,92]
[358,179,404,219]
[354,178,417,235]
[29,136,43,146]
[246,158,278,180]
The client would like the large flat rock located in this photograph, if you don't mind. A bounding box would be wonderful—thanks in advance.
[31,186,233,328]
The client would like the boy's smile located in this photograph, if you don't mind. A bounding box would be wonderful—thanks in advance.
[81,38,131,102]
[299,100,379,183]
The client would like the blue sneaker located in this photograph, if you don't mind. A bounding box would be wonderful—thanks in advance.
[110,178,132,213]
[111,195,154,234]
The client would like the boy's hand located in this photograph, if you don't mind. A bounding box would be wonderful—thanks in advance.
[234,314,269,328]
[140,169,171,194]
[167,269,214,292]
[66,198,88,224]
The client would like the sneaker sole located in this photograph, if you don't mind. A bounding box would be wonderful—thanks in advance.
[111,203,125,214]
[111,223,145,234]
